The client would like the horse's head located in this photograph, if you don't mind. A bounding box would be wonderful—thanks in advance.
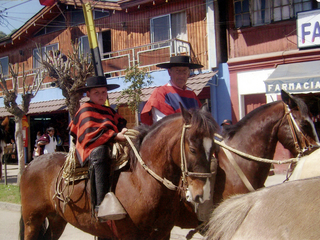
[179,104,219,204]
[278,90,319,156]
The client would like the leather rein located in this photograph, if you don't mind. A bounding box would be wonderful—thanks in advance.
[125,124,214,193]
[216,103,315,192]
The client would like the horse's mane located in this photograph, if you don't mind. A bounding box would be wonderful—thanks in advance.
[223,94,310,141]
[222,101,280,140]
[128,108,218,170]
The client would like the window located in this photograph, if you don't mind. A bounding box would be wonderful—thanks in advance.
[79,36,91,59]
[150,12,187,53]
[34,14,66,37]
[234,0,318,28]
[253,0,271,25]
[0,56,9,77]
[234,0,251,28]
[150,12,187,42]
[70,6,110,26]
[33,44,58,69]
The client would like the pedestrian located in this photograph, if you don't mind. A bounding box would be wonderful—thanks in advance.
[140,55,203,125]
[69,76,127,221]
[37,127,57,154]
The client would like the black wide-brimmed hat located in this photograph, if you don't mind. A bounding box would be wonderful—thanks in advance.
[78,76,120,91]
[221,119,232,126]
[156,56,203,69]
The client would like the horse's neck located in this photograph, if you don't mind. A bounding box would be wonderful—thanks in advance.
[229,104,284,157]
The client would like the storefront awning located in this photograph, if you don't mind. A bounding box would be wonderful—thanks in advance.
[264,60,320,94]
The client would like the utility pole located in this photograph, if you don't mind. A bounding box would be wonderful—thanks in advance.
[81,2,110,106]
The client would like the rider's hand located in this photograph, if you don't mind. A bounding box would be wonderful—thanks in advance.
[115,128,128,142]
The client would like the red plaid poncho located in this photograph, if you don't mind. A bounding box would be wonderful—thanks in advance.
[69,102,127,166]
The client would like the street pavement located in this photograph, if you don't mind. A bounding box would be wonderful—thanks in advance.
[0,164,285,240]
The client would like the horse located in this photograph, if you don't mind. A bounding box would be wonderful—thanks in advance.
[176,90,320,229]
[290,147,320,180]
[212,89,319,202]
[205,176,320,240]
[19,104,219,240]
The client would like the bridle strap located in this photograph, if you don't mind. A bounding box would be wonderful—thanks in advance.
[180,124,214,190]
[284,104,313,154]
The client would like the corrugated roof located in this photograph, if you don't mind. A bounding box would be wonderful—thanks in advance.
[0,71,217,117]
[0,99,67,118]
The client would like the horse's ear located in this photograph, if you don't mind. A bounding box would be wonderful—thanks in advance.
[179,103,191,124]
[201,103,209,112]
[281,90,297,109]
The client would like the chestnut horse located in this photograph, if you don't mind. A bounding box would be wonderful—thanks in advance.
[213,90,319,202]
[176,90,320,229]
[19,105,219,240]
[206,176,320,240]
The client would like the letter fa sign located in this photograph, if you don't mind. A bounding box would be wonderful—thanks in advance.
[297,9,320,48]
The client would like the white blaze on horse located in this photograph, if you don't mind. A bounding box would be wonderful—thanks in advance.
[205,176,320,240]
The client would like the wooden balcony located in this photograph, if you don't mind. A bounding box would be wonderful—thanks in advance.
[0,39,195,95]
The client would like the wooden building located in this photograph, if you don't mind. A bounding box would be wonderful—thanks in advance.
[0,0,223,161]
[224,0,320,170]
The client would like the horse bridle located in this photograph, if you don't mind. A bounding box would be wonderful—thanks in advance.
[283,103,314,155]
[125,124,214,193]
[180,124,214,191]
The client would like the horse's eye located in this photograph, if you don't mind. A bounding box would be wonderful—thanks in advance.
[189,147,196,154]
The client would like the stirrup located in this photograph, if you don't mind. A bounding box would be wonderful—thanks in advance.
[97,192,127,221]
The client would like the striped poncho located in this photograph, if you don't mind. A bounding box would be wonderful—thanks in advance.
[69,101,127,166]
[140,83,201,125]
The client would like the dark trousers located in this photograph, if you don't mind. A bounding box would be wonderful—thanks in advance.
[89,145,112,206]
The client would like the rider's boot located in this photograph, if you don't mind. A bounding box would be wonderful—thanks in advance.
[89,146,127,221]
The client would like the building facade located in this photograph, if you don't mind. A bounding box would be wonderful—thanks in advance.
[0,0,229,162]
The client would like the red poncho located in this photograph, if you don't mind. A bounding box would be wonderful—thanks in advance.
[69,102,127,166]
[140,84,201,125]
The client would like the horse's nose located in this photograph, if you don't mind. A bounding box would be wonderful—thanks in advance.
[194,194,204,204]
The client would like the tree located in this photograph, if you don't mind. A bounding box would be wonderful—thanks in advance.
[0,63,44,184]
[0,31,6,39]
[40,42,94,119]
[116,64,153,126]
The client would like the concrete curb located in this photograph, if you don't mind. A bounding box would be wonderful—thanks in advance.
[0,201,20,212]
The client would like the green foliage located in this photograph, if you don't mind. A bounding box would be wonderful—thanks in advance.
[0,184,20,204]
[117,64,153,114]
[0,31,6,40]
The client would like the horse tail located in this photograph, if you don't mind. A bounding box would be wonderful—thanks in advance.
[19,214,24,240]
[205,194,254,240]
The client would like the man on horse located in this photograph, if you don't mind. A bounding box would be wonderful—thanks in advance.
[140,55,203,125]
[69,76,128,221]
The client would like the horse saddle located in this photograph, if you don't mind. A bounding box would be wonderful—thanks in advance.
[61,142,130,183]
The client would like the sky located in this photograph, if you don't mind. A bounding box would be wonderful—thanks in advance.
[0,0,44,35]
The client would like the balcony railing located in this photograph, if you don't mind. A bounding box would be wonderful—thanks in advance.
[101,38,193,77]
[0,39,195,94]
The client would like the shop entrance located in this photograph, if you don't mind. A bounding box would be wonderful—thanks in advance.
[29,111,69,162]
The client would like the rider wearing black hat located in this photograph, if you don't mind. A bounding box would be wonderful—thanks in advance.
[69,76,127,221]
[140,55,203,125]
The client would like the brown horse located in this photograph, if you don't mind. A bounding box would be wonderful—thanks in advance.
[205,176,320,240]
[214,90,319,202]
[176,90,320,229]
[19,104,219,240]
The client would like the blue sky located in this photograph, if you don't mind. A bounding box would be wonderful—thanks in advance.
[0,0,44,35]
